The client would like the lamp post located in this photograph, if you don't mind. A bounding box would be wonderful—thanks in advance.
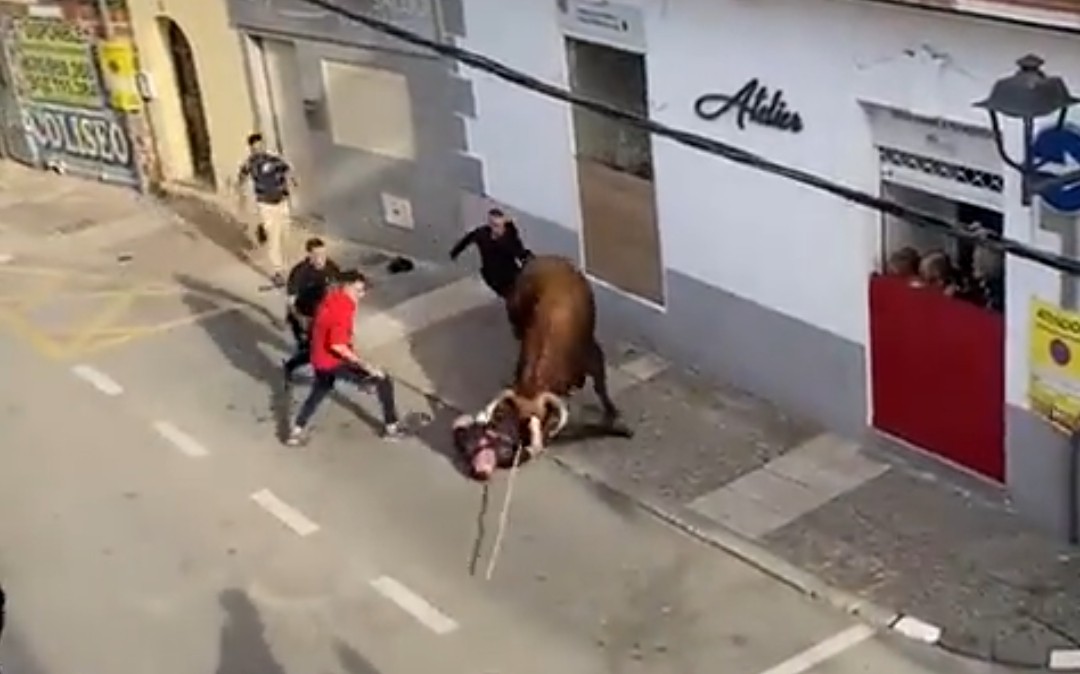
[975,54,1080,206]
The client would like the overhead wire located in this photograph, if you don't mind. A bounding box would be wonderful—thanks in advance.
[298,0,1080,277]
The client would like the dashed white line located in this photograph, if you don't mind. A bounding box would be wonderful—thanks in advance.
[70,364,123,396]
[891,616,942,644]
[757,624,875,674]
[152,421,210,458]
[1050,649,1080,670]
[251,489,320,537]
[369,575,459,635]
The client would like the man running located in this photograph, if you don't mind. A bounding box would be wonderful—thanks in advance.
[285,270,403,445]
[237,132,296,286]
[449,208,533,299]
[283,237,340,381]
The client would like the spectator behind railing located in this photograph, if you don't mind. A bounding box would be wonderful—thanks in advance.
[918,250,961,297]
[886,247,922,284]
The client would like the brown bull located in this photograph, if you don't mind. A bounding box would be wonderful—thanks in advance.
[478,255,621,457]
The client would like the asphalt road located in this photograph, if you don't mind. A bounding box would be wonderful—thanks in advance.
[0,247,1012,674]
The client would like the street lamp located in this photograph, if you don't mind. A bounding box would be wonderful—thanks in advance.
[975,54,1080,205]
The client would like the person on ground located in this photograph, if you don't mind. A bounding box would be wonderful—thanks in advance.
[285,270,403,445]
[449,208,533,299]
[237,132,297,287]
[283,237,341,381]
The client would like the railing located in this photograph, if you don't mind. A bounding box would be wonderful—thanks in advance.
[868,273,1006,481]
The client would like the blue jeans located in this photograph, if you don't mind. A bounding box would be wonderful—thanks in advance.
[293,364,399,429]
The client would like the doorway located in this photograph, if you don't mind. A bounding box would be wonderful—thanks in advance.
[566,37,664,306]
[248,36,316,217]
[870,182,1005,481]
[162,19,215,187]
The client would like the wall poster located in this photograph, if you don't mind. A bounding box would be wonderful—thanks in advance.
[1028,298,1080,434]
[5,17,139,185]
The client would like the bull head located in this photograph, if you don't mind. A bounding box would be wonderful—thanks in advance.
[477,388,569,457]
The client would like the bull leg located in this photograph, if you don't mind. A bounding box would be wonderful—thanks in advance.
[586,340,619,423]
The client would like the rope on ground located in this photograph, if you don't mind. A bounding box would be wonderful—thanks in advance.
[484,445,525,581]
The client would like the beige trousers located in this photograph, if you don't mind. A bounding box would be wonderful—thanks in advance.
[256,200,292,273]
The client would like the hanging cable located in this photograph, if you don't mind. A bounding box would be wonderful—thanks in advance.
[298,0,1080,276]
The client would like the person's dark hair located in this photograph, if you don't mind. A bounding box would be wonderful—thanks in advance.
[337,269,367,286]
[487,207,505,218]
[305,237,325,253]
[247,133,263,147]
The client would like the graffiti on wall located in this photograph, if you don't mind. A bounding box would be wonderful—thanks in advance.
[3,17,139,185]
[11,18,103,109]
[25,104,133,168]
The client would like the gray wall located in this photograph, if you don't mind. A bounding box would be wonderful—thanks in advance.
[228,0,481,260]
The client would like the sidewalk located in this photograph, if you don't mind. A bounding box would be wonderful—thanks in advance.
[1,163,1078,670]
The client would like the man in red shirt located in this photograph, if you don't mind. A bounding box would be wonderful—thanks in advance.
[286,269,402,445]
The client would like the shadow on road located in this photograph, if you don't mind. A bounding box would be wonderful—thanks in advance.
[215,589,287,674]
[333,638,383,674]
[174,274,388,441]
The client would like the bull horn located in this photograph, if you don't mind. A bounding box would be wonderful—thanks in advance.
[477,388,514,424]
[538,392,570,437]
[526,415,544,457]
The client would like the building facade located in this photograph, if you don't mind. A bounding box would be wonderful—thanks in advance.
[0,0,154,189]
[455,0,1080,538]
[223,0,479,260]
[126,0,254,190]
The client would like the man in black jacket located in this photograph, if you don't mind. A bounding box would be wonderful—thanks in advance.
[283,237,341,382]
[449,208,533,299]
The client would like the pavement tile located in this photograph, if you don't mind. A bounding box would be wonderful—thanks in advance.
[559,367,821,504]
[764,466,1080,659]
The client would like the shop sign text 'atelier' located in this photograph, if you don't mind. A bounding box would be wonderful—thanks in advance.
[694,78,804,134]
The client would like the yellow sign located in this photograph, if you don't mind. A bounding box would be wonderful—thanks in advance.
[99,38,141,112]
[11,18,102,109]
[1028,298,1080,434]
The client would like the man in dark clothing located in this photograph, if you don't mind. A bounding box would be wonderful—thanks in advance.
[285,270,403,446]
[283,237,341,381]
[449,208,533,299]
[237,133,297,286]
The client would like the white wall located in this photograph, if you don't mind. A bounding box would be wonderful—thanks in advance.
[459,0,1080,350]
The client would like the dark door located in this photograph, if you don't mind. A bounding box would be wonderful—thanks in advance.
[164,19,215,187]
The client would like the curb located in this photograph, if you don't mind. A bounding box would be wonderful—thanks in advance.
[547,452,1079,671]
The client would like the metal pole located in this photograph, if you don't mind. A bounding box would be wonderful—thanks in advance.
[1070,431,1079,545]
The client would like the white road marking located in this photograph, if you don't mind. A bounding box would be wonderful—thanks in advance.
[70,364,123,396]
[757,624,875,674]
[251,489,320,537]
[152,421,210,458]
[369,575,459,635]
[891,616,941,644]
[357,277,493,351]
[689,433,889,539]
[1050,649,1080,670]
